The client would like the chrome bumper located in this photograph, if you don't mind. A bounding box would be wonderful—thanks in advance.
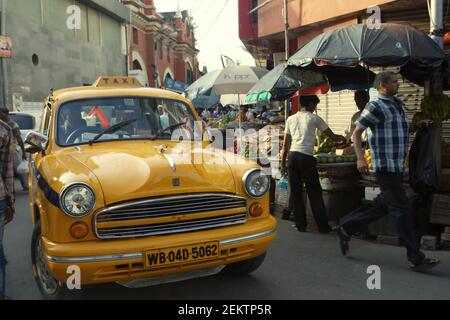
[46,227,277,264]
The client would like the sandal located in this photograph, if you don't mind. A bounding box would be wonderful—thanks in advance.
[409,258,440,272]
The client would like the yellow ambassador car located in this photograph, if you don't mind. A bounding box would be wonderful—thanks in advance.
[25,77,277,299]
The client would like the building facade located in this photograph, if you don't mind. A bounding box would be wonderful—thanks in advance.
[239,0,450,141]
[1,0,130,110]
[123,0,200,91]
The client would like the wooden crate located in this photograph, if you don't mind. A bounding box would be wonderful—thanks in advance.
[430,194,450,225]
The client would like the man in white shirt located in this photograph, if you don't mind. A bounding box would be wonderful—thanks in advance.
[281,95,346,233]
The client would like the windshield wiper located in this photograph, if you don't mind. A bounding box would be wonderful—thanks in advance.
[149,122,187,140]
[88,118,137,145]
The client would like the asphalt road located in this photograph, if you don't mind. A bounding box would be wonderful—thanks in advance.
[4,181,450,300]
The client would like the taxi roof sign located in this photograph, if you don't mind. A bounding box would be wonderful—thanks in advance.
[93,76,143,88]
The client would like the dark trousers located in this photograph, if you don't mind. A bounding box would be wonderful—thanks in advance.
[288,152,329,231]
[340,172,425,264]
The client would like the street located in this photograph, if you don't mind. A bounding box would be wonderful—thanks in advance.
[4,180,450,300]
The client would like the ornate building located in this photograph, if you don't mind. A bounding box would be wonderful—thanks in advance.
[123,0,201,91]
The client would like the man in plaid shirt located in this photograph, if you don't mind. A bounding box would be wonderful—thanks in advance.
[0,112,15,300]
[337,71,440,272]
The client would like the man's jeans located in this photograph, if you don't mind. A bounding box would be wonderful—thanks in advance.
[288,151,329,231]
[0,199,6,299]
[340,172,425,264]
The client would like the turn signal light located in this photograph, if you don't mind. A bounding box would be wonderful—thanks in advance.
[249,203,263,217]
[70,221,89,239]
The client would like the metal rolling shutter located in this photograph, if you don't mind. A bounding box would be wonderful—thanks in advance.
[316,90,357,136]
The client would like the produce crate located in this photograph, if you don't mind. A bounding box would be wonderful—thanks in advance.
[430,193,450,225]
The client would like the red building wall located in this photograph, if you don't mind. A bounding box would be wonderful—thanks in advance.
[126,0,200,89]
[239,0,258,40]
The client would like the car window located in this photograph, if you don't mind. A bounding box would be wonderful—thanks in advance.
[56,97,197,146]
[10,114,34,130]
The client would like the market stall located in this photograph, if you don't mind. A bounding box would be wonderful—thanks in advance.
[245,23,450,237]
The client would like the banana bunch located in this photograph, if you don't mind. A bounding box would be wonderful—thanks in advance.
[420,95,450,122]
[364,149,372,171]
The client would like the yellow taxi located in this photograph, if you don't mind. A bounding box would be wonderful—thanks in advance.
[25,77,277,299]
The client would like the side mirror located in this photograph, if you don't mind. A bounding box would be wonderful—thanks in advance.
[25,131,48,153]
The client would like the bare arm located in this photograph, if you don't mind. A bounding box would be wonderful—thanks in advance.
[281,133,292,172]
[323,128,346,144]
[353,127,369,174]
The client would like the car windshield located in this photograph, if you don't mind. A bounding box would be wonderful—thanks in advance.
[10,114,34,129]
[56,97,197,146]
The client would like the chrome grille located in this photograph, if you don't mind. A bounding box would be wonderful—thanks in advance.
[95,194,248,239]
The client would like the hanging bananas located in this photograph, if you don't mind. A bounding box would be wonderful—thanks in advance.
[412,95,450,132]
[420,95,450,122]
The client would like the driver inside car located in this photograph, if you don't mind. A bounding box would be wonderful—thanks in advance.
[58,106,87,144]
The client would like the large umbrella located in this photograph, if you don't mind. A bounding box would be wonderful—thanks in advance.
[288,23,446,85]
[245,62,376,103]
[245,63,327,103]
[185,65,269,105]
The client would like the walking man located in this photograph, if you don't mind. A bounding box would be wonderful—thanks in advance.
[337,71,440,272]
[0,112,15,300]
[281,95,346,233]
[0,108,28,191]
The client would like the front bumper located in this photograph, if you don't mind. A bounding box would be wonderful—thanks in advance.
[43,216,276,285]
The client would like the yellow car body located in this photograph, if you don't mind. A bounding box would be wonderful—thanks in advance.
[28,77,276,295]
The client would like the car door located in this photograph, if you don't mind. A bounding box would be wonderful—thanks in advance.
[30,102,52,219]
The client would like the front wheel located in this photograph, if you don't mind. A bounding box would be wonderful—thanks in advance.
[221,252,267,275]
[31,220,82,300]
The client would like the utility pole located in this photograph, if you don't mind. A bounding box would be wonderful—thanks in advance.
[428,0,444,189]
[430,0,444,49]
[283,0,289,121]
[0,0,5,107]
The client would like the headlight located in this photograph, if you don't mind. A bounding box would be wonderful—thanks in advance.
[59,184,96,218]
[242,169,270,198]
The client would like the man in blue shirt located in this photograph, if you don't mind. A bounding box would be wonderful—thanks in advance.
[337,71,440,272]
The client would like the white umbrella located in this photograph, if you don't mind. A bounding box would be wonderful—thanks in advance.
[185,65,269,148]
[185,65,269,99]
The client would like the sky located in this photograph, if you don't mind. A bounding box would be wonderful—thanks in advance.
[153,0,256,72]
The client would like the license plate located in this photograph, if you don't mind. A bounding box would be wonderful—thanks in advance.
[144,242,220,268]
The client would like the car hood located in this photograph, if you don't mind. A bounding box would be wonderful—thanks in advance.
[65,141,237,205]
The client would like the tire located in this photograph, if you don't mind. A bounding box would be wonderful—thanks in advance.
[31,220,83,300]
[221,252,267,275]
